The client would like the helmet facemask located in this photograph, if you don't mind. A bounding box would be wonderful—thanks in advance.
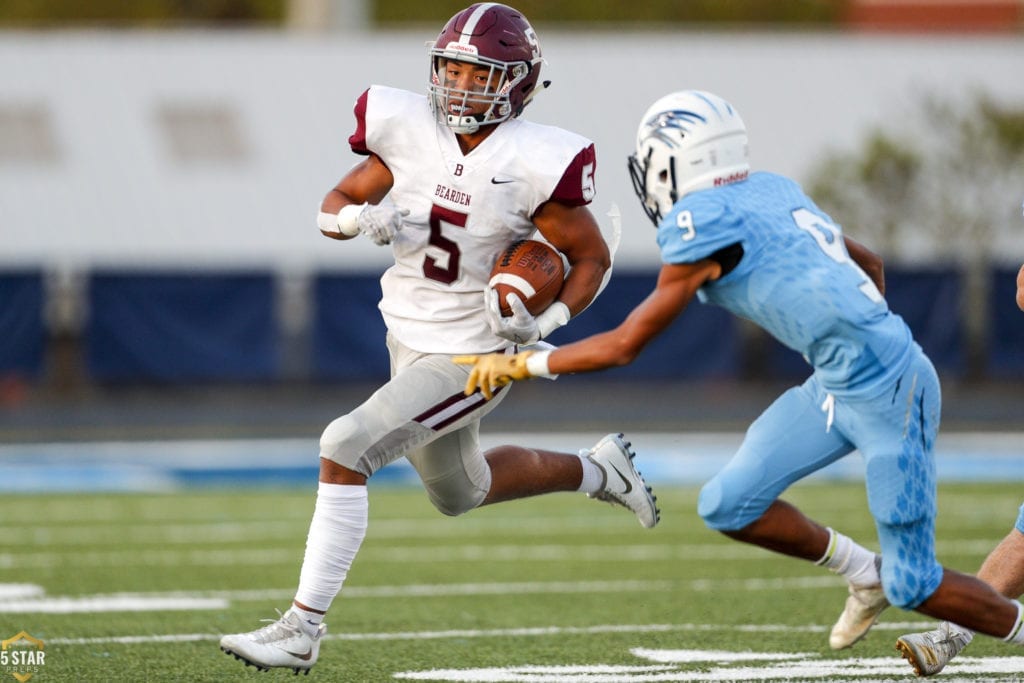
[429,53,529,134]
[428,3,544,135]
[628,143,679,227]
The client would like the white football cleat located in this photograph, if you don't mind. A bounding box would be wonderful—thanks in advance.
[220,608,325,675]
[896,621,973,677]
[830,583,890,649]
[584,433,660,529]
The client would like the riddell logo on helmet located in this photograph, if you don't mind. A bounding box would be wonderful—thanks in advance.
[715,170,749,187]
[444,42,479,57]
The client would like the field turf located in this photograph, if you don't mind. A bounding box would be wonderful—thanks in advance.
[1,481,1021,681]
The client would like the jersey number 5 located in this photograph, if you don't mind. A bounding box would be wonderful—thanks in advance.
[424,205,466,285]
[791,208,883,304]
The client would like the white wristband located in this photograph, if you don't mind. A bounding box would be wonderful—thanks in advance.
[535,301,571,339]
[336,203,366,237]
[317,211,339,233]
[525,349,554,378]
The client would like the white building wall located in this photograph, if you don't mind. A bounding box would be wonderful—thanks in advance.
[1,30,1021,273]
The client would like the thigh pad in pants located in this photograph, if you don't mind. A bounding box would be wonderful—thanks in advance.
[698,377,854,531]
[319,337,508,486]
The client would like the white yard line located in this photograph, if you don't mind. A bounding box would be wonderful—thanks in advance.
[43,621,929,646]
[40,619,1024,680]
[0,538,1002,568]
[0,576,890,615]
[0,596,226,614]
[0,515,640,544]
[393,653,1024,682]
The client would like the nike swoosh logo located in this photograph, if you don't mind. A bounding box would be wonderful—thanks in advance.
[491,177,515,184]
[283,648,313,661]
[608,464,633,494]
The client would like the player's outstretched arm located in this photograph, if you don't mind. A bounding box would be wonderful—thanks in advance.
[456,259,721,397]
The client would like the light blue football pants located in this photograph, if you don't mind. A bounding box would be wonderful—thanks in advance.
[698,347,943,609]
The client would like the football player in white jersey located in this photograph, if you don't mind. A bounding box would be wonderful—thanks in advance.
[219,3,659,674]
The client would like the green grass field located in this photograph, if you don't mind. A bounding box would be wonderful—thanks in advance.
[2,481,1021,682]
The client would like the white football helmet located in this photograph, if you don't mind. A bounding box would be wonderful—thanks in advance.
[627,90,750,226]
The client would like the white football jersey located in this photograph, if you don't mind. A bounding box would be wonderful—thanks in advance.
[348,85,597,354]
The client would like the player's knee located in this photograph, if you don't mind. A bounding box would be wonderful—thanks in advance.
[420,471,487,516]
[424,487,484,517]
[698,474,759,531]
[319,417,350,455]
[879,555,941,609]
[319,415,361,463]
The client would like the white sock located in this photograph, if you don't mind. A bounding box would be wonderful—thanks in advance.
[816,528,880,588]
[288,604,325,636]
[577,452,604,493]
[293,482,369,616]
[1003,600,1024,644]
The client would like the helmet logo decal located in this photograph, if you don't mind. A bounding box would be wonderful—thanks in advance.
[645,110,709,149]
[444,42,479,57]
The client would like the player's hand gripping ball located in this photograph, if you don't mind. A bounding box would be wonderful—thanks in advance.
[488,239,565,317]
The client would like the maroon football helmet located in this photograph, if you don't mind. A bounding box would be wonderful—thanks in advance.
[428,3,544,134]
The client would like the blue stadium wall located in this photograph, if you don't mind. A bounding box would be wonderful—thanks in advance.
[3,266,1021,384]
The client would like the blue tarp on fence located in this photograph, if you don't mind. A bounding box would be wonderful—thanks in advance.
[311,274,390,380]
[0,264,1014,383]
[989,266,1024,377]
[86,271,279,382]
[0,271,44,378]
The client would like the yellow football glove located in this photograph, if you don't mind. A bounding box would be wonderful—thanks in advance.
[453,351,535,399]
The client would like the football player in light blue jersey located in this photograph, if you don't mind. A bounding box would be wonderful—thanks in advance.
[457,90,1024,656]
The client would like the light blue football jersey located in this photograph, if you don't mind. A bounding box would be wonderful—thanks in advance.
[657,171,915,397]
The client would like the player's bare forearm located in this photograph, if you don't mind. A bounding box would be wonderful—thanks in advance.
[558,256,607,316]
[533,201,610,316]
[844,236,885,296]
[547,260,718,375]
[548,329,640,374]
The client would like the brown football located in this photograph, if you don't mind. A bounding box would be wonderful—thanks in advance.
[488,239,565,317]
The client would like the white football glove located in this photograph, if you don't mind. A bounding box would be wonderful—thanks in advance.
[485,287,540,345]
[355,204,408,246]
[484,288,571,345]
[319,203,408,246]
